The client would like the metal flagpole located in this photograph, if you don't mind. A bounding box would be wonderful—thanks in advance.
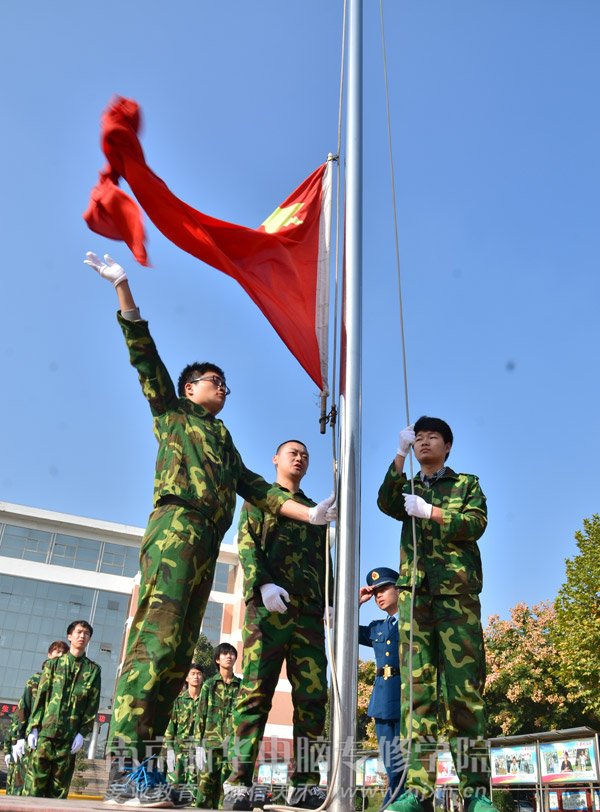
[329,0,362,810]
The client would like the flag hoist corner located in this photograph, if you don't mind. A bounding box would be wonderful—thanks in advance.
[84,96,332,393]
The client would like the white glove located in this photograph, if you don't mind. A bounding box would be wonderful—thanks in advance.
[84,251,128,288]
[70,732,84,754]
[260,583,290,613]
[308,493,337,525]
[166,748,176,773]
[195,746,207,771]
[13,739,26,761]
[397,424,415,457]
[28,728,39,749]
[403,493,433,519]
[4,753,11,767]
[323,606,334,629]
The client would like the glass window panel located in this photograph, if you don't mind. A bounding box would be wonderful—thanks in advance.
[0,524,52,563]
[100,542,139,577]
[213,562,236,593]
[200,601,223,645]
[50,534,101,571]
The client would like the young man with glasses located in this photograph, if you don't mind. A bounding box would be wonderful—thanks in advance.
[377,417,495,812]
[84,252,336,807]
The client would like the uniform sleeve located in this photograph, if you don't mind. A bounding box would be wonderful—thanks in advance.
[358,624,373,648]
[377,464,409,521]
[14,677,36,739]
[195,682,209,742]
[237,501,276,593]
[117,312,178,416]
[78,665,101,737]
[439,475,487,544]
[163,702,177,748]
[27,662,53,733]
[235,459,292,517]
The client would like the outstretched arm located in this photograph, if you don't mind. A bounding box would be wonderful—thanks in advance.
[84,252,138,315]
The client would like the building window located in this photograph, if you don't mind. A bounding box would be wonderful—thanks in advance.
[0,524,52,563]
[99,542,139,578]
[213,562,236,593]
[49,534,102,571]
[200,601,223,645]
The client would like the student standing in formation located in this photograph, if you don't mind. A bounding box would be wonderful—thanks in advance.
[7,640,69,795]
[23,621,101,799]
[195,644,241,809]
[84,253,336,806]
[164,663,205,801]
[378,417,496,812]
[359,567,404,804]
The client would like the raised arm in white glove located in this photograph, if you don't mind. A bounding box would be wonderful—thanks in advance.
[27,728,38,749]
[84,251,128,288]
[13,739,26,761]
[70,732,84,754]
[403,493,433,520]
[195,746,207,771]
[397,424,415,458]
[166,748,176,773]
[4,753,11,768]
[260,583,290,613]
[308,493,337,525]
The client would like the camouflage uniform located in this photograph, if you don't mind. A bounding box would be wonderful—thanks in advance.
[109,314,292,760]
[227,494,331,788]
[3,717,18,795]
[10,671,42,795]
[377,465,489,799]
[164,690,202,792]
[196,672,241,808]
[23,652,101,798]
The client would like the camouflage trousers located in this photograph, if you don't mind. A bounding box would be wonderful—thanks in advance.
[228,596,327,787]
[5,758,18,795]
[196,744,230,808]
[398,589,489,799]
[109,506,220,759]
[22,736,76,798]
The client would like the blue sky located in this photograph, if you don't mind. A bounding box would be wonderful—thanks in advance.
[1,1,599,631]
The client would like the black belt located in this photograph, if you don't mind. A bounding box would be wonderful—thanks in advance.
[376,666,399,678]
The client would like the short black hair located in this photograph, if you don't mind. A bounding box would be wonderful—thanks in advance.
[66,620,93,637]
[47,640,69,655]
[275,439,308,454]
[414,416,453,460]
[177,362,226,398]
[189,663,204,673]
[213,642,237,663]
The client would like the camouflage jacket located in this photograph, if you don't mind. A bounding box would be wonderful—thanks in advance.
[27,652,101,741]
[163,690,202,750]
[377,465,487,595]
[14,671,42,739]
[118,314,291,536]
[238,487,334,614]
[195,673,241,747]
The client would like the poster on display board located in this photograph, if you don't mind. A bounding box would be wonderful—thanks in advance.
[561,791,589,811]
[548,792,559,810]
[436,750,459,785]
[491,744,538,785]
[594,789,599,812]
[540,738,598,784]
[362,756,386,787]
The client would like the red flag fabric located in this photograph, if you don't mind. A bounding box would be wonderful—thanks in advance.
[84,97,331,392]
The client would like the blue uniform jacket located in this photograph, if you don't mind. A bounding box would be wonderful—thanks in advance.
[359,616,400,721]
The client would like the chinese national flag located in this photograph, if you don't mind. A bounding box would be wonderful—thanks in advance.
[84,97,331,392]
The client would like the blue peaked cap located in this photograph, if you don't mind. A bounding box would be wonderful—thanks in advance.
[366,567,399,588]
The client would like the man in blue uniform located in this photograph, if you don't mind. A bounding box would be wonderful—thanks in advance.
[359,567,404,803]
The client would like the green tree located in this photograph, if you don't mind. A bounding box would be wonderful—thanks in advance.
[554,514,600,726]
[357,659,377,750]
[483,601,585,736]
[192,632,218,679]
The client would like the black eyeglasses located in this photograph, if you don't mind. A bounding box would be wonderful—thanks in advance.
[189,376,231,396]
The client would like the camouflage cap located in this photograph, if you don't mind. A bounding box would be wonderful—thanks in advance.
[366,567,399,588]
